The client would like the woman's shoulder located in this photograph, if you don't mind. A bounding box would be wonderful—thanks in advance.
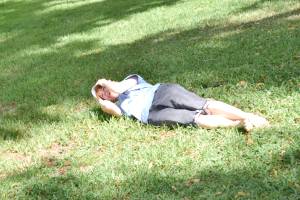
[123,74,147,84]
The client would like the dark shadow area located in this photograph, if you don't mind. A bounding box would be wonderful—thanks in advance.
[23,174,99,199]
[234,0,299,14]
[120,170,298,199]
[0,127,23,140]
[280,145,300,167]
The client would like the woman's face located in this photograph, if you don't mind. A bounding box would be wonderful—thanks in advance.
[96,87,118,101]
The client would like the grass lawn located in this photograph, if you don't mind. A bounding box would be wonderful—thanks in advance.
[1,0,300,199]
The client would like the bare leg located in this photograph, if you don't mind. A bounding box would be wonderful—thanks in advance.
[204,100,269,131]
[194,114,241,129]
[205,100,250,120]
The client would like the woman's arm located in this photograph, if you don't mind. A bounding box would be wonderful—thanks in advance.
[97,77,137,94]
[98,99,122,117]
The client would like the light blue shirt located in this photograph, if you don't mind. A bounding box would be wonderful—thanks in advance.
[117,74,160,123]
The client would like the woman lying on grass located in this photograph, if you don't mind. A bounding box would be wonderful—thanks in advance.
[91,74,269,131]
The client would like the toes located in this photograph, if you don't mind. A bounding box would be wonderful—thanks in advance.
[246,114,270,130]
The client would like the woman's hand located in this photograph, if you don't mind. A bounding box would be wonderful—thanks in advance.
[96,76,138,96]
[97,98,122,116]
[96,79,121,94]
[95,79,107,87]
[97,98,112,109]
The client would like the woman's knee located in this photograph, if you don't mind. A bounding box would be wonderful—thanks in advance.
[205,99,223,110]
[203,99,218,114]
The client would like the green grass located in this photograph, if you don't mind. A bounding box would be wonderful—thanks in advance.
[1,0,300,199]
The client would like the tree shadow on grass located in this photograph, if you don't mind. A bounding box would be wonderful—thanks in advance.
[233,0,300,14]
[0,0,182,55]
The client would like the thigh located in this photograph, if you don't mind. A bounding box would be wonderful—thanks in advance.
[152,84,207,111]
[148,107,197,126]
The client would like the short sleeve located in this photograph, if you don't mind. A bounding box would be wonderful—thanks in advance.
[115,101,125,115]
[123,74,147,84]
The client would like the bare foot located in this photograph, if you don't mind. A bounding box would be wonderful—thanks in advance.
[243,114,269,132]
